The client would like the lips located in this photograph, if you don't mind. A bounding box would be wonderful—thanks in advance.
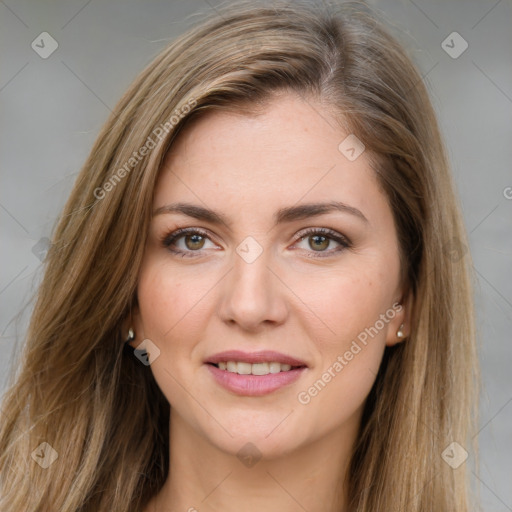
[205,350,307,367]
[204,350,308,396]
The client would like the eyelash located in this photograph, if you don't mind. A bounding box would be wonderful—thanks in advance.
[161,227,352,259]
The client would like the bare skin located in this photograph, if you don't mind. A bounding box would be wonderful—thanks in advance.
[132,92,410,512]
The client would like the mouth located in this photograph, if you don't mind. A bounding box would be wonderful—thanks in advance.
[205,350,308,396]
[207,361,305,375]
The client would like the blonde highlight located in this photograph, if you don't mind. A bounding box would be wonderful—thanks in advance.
[0,2,479,511]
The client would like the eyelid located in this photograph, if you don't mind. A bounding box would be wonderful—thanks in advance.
[161,226,351,257]
[290,227,352,254]
[293,226,351,244]
[161,226,212,244]
[160,227,221,254]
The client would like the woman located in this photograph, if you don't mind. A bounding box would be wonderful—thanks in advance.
[0,2,480,511]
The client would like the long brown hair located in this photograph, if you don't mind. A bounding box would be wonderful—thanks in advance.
[0,2,479,510]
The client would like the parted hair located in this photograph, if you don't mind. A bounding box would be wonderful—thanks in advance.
[0,2,479,511]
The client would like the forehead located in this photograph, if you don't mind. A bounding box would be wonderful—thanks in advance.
[155,94,386,224]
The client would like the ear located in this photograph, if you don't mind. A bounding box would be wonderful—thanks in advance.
[123,304,145,349]
[385,289,413,347]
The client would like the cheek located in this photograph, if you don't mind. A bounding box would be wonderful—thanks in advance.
[137,260,217,342]
[294,264,396,351]
[297,343,384,442]
[136,261,215,409]
[292,268,394,424]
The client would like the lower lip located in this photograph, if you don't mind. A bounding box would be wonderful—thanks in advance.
[206,364,306,396]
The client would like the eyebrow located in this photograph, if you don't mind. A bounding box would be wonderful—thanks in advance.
[153,201,368,226]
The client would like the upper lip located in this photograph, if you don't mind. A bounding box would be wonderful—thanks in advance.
[206,350,308,367]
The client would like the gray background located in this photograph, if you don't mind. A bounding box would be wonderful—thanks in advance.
[1,0,511,509]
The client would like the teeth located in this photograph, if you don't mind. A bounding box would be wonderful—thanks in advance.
[237,362,252,375]
[269,362,281,374]
[216,361,296,375]
[252,362,269,375]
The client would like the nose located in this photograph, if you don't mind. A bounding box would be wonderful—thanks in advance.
[217,245,288,333]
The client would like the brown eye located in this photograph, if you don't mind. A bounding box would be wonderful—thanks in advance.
[293,228,351,257]
[308,234,330,251]
[185,233,206,250]
[162,228,218,257]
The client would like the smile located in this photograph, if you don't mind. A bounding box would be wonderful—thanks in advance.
[212,361,299,375]
[204,350,308,396]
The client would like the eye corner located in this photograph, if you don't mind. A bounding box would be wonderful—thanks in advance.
[291,227,352,257]
[160,226,223,258]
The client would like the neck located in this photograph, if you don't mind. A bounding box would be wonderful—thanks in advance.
[152,412,359,512]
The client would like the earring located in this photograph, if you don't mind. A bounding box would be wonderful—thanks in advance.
[396,324,405,339]
[125,327,135,343]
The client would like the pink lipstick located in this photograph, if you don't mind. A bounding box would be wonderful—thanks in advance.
[205,350,308,396]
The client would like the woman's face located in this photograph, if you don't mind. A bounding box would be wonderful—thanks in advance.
[133,93,408,458]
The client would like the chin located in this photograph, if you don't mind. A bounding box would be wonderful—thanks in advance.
[214,431,303,462]
[195,410,311,461]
